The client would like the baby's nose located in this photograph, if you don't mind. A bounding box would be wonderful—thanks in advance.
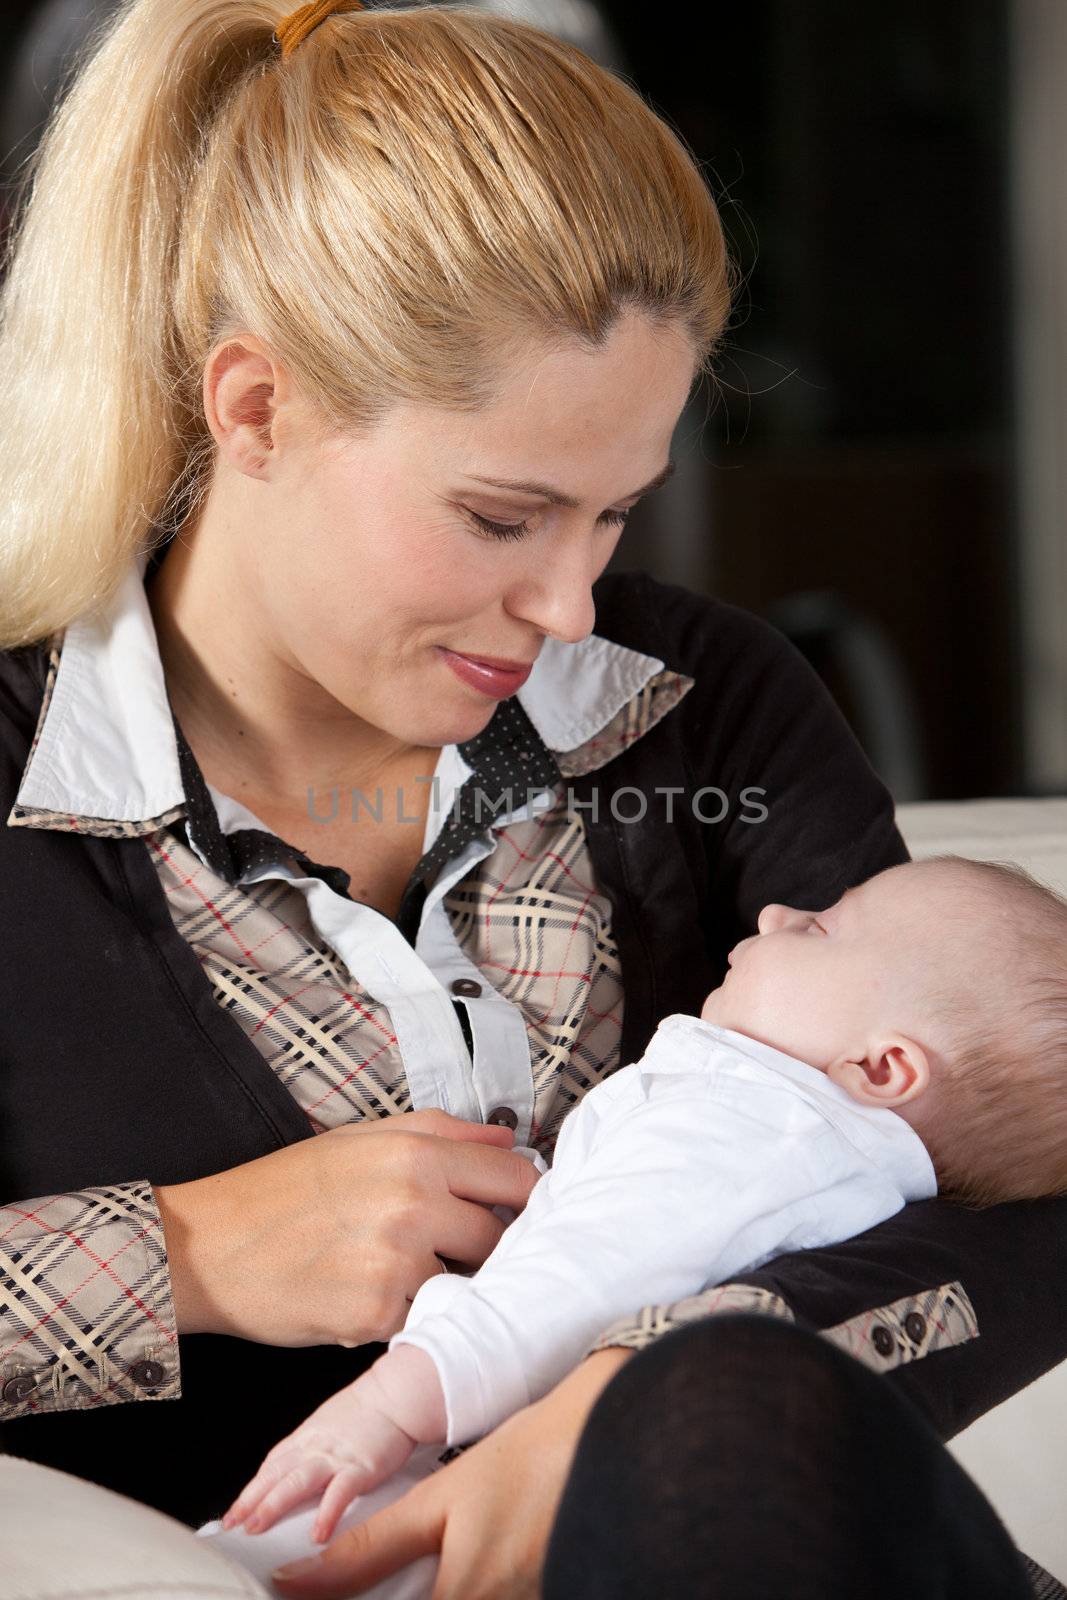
[757,902,791,934]
[757,902,813,935]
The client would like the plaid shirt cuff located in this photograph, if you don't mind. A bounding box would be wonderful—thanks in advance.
[585,1280,979,1377]
[0,1181,180,1416]
[584,1283,796,1358]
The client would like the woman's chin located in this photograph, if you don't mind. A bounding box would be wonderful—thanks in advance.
[385,690,497,752]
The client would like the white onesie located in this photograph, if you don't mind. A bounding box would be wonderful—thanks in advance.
[390,1012,936,1445]
[201,1012,936,1594]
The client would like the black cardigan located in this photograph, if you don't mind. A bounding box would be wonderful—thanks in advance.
[1,569,1065,1525]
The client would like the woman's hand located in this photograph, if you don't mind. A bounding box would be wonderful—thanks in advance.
[269,1345,634,1599]
[153,1109,539,1346]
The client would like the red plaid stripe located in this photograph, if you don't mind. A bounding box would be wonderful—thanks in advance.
[0,1182,177,1416]
[149,834,412,1127]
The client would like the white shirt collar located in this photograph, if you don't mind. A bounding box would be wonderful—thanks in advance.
[16,550,670,823]
[691,1017,938,1196]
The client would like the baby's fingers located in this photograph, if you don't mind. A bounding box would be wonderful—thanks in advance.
[311,1466,369,1546]
[222,1451,298,1530]
[240,1456,334,1536]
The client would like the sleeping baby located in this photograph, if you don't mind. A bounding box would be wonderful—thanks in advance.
[208,852,1067,1590]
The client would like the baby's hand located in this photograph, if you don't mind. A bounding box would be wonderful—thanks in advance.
[220,1348,444,1546]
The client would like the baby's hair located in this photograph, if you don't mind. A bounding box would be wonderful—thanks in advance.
[912,854,1067,1209]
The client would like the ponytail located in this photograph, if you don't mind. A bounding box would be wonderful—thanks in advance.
[0,0,732,649]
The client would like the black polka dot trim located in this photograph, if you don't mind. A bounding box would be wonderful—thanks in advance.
[168,692,561,947]
[401,696,560,900]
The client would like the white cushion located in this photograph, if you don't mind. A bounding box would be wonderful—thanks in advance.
[0,1454,269,1598]
[898,796,1067,897]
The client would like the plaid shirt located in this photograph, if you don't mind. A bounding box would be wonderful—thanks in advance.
[1,558,985,1429]
[1,552,692,1416]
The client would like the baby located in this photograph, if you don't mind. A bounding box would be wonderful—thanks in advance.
[214,852,1067,1574]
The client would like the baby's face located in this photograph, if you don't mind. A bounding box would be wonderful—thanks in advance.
[701,860,975,1071]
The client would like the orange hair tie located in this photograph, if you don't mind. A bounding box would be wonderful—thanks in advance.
[273,0,366,58]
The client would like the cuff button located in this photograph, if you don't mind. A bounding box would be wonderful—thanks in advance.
[871,1324,895,1358]
[904,1311,927,1343]
[128,1358,166,1390]
[2,1374,38,1403]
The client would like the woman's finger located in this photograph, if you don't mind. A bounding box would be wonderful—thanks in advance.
[422,1194,505,1270]
[441,1141,541,1212]
[272,1479,444,1597]
[384,1110,515,1147]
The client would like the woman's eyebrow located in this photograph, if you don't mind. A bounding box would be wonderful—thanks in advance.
[466,458,676,508]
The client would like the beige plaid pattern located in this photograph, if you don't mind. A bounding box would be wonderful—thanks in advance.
[3,637,693,1414]
[586,1282,797,1354]
[587,1278,980,1373]
[820,1280,979,1372]
[148,829,412,1130]
[0,1184,178,1414]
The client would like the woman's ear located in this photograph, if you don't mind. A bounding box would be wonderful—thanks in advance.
[825,1037,931,1109]
[203,336,288,475]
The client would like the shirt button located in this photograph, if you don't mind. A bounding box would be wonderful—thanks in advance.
[871,1325,895,1358]
[486,1105,518,1130]
[2,1373,38,1403]
[128,1358,166,1390]
[451,978,483,998]
[904,1311,927,1343]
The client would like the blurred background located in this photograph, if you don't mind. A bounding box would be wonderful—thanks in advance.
[1,0,1063,804]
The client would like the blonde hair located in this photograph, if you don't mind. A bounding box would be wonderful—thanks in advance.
[914,855,1067,1208]
[0,0,732,650]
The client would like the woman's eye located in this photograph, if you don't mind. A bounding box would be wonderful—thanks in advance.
[465,507,632,543]
[467,511,534,542]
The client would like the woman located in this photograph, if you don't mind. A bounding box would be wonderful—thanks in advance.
[0,2,1061,1596]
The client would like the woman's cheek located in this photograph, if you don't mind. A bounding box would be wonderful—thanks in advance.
[405,523,501,611]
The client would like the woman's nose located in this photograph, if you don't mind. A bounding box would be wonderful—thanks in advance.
[504,542,599,644]
[509,581,596,646]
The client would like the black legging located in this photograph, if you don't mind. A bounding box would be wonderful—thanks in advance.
[543,1314,1034,1599]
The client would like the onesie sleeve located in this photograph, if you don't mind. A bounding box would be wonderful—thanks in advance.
[0,1181,179,1417]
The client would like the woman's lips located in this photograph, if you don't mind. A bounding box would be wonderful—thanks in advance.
[438,647,534,699]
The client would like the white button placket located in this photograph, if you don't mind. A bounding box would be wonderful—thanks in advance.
[219,857,484,1122]
[198,747,555,1138]
[200,772,482,1123]
[415,785,559,1150]
[417,871,535,1146]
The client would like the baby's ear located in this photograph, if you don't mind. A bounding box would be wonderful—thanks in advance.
[826,1038,930,1108]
